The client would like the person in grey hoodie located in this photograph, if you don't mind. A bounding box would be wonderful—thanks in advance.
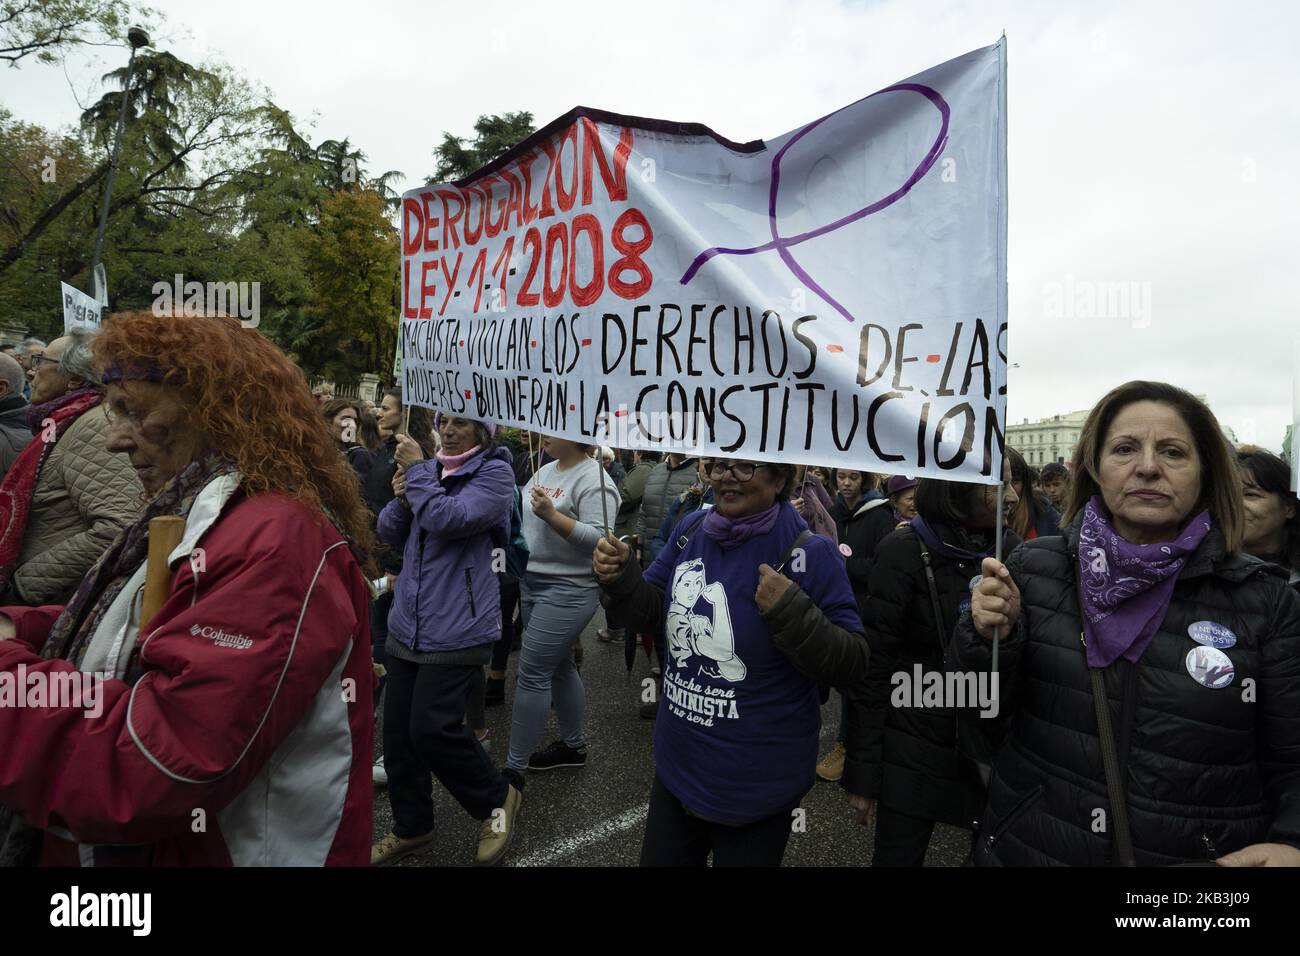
[505,435,620,774]
[371,414,521,867]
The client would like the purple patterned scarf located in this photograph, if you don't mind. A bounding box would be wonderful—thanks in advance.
[1077,495,1212,668]
[23,386,103,433]
[702,502,781,550]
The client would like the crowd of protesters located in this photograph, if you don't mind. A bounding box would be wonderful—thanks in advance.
[0,317,1296,868]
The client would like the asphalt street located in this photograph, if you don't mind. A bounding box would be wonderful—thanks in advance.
[372,608,971,867]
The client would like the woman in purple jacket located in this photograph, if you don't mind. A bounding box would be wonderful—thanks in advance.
[370,414,522,867]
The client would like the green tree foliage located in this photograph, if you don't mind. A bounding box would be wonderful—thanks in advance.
[0,54,275,291]
[0,45,403,381]
[1,0,152,65]
[430,111,536,182]
[297,189,399,385]
[2,40,540,391]
[0,108,103,338]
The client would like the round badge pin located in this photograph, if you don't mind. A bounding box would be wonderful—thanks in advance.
[1188,621,1236,650]
[969,575,982,592]
[839,543,853,557]
[1185,646,1235,689]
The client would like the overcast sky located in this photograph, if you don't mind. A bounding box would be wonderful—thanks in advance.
[3,0,1296,448]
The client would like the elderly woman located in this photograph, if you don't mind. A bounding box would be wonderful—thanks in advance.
[960,382,1300,866]
[0,329,143,606]
[0,312,376,866]
[371,414,520,867]
[594,456,869,866]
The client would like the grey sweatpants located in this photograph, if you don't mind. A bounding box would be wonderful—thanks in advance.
[504,573,600,772]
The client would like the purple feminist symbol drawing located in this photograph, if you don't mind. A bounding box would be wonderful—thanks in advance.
[680,83,951,324]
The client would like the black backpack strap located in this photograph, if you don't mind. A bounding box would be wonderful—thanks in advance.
[674,509,710,551]
[1072,550,1136,867]
[774,529,814,573]
[913,534,951,652]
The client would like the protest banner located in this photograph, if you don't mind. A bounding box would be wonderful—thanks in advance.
[399,40,1008,482]
[61,282,103,332]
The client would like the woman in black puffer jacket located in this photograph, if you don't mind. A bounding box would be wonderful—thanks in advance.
[957,382,1300,867]
[841,468,1019,866]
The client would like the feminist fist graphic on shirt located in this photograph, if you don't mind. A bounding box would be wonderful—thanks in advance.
[666,559,746,682]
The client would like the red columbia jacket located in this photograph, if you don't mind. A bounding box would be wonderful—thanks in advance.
[0,480,373,865]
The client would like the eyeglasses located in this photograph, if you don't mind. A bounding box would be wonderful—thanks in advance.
[29,354,51,370]
[700,459,769,482]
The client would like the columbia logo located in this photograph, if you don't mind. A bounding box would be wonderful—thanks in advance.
[189,624,253,649]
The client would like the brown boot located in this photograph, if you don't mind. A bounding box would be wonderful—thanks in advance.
[371,829,435,866]
[475,783,523,866]
[815,742,847,782]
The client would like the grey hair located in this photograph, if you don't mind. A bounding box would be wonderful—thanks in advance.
[20,337,46,356]
[58,329,103,391]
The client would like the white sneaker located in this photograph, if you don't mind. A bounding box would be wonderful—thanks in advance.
[372,760,388,787]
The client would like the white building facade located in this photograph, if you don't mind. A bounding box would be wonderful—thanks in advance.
[1007,409,1089,468]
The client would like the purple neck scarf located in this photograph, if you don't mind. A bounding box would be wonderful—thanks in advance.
[702,502,781,550]
[1077,495,1212,668]
[25,386,102,433]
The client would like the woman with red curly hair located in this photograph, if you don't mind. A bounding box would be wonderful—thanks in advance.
[0,311,376,866]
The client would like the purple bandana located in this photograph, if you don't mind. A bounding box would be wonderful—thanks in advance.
[702,502,782,550]
[1078,495,1212,668]
[101,358,188,386]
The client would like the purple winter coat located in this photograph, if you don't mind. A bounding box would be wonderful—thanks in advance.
[377,445,515,653]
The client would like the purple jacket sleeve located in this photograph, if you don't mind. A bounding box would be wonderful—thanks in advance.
[404,458,514,539]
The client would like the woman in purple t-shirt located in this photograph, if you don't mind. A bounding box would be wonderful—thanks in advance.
[594,457,869,866]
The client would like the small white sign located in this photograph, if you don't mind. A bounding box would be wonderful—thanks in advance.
[61,282,102,332]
